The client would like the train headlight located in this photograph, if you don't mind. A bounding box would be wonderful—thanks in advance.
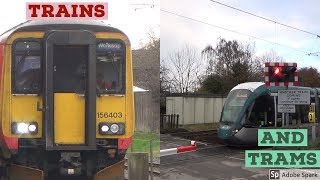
[110,124,119,133]
[99,123,125,135]
[28,124,37,132]
[17,123,28,134]
[101,125,109,132]
[12,122,38,135]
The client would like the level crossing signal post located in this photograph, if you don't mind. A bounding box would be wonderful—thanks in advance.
[265,62,299,127]
[265,62,298,87]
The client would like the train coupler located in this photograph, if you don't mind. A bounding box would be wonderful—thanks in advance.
[59,167,82,176]
[59,152,82,176]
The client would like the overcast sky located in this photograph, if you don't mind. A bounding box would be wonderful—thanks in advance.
[0,0,159,49]
[161,0,320,69]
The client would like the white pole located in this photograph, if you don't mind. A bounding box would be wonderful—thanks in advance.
[160,141,197,157]
[160,148,178,157]
[274,96,277,127]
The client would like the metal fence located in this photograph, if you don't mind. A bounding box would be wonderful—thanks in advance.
[160,114,179,132]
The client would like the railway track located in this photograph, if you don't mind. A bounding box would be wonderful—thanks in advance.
[168,130,216,136]
[168,130,220,144]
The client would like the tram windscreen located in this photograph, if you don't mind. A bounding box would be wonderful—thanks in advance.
[221,89,251,123]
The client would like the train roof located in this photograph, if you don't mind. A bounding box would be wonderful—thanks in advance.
[0,20,126,43]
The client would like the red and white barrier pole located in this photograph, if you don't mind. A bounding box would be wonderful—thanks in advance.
[160,141,197,157]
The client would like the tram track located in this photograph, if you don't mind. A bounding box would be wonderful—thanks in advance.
[167,130,220,144]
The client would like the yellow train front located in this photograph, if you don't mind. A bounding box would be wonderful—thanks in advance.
[0,20,134,179]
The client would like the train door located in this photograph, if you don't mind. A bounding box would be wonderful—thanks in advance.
[44,31,96,150]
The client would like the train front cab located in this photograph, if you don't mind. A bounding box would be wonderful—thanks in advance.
[218,84,316,147]
[0,22,134,179]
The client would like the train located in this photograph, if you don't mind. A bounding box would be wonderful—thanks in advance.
[217,82,319,146]
[0,20,134,179]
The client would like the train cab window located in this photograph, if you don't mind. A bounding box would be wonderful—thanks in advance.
[53,45,87,93]
[96,41,125,94]
[12,40,41,94]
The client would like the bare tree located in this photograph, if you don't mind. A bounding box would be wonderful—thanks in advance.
[132,32,160,97]
[256,49,285,64]
[200,38,261,93]
[253,49,286,80]
[202,38,257,79]
[164,44,202,93]
[160,58,171,93]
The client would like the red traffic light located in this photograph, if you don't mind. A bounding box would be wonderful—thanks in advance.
[273,67,282,76]
[265,62,298,86]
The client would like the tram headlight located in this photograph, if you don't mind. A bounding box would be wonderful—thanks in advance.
[99,123,125,135]
[231,129,240,135]
[12,122,38,135]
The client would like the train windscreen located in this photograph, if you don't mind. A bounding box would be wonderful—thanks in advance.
[96,41,125,94]
[12,40,41,94]
[220,89,251,123]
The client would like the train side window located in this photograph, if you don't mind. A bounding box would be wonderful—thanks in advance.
[12,40,41,94]
[96,41,125,94]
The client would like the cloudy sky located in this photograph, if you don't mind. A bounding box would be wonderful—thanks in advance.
[0,0,159,49]
[161,0,320,69]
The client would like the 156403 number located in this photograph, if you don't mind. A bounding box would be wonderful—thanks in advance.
[97,112,123,118]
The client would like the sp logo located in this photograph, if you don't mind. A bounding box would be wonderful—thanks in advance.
[269,169,280,179]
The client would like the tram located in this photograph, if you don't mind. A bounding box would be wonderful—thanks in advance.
[217,82,319,146]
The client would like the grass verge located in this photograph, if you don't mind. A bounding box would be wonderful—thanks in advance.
[127,131,160,157]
